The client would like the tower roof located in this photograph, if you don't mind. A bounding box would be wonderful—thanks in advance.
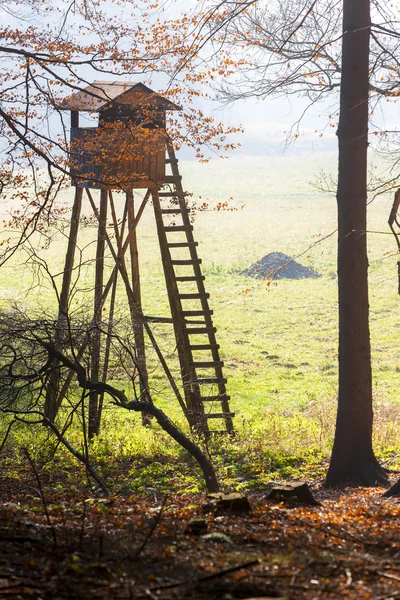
[60,81,181,112]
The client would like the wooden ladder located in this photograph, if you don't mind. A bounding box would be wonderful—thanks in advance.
[151,139,234,434]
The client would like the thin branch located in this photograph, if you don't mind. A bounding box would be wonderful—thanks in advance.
[23,447,57,547]
[133,495,168,559]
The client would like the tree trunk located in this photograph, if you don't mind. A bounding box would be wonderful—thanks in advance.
[324,0,387,487]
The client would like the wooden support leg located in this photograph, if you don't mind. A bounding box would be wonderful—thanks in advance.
[106,189,153,422]
[44,187,83,422]
[88,188,108,439]
[95,266,118,434]
[85,187,186,428]
[126,190,152,425]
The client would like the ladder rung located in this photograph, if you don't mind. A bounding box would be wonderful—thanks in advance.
[164,225,193,232]
[168,242,198,248]
[179,293,210,300]
[185,327,216,334]
[194,377,227,385]
[175,276,205,282]
[190,344,220,350]
[199,394,231,402]
[191,361,224,368]
[209,430,230,435]
[160,208,190,214]
[166,158,178,165]
[182,310,213,316]
[171,259,202,266]
[159,191,188,198]
[185,319,207,325]
[163,175,182,183]
[205,412,235,419]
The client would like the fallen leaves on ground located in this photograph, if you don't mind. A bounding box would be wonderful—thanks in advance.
[1,474,400,599]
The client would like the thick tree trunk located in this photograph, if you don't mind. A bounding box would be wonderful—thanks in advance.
[324,0,387,487]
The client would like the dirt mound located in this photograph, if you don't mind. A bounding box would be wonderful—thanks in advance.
[243,251,322,280]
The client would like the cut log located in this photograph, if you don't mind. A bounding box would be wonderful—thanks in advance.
[267,481,321,506]
[185,518,208,535]
[204,492,252,515]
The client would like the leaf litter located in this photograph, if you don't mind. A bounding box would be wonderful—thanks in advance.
[1,472,400,599]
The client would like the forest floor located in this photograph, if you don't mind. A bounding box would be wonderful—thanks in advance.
[1,469,400,600]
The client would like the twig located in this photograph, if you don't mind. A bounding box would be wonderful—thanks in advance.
[147,559,260,592]
[78,501,87,550]
[376,571,400,583]
[23,448,57,548]
[43,418,109,495]
[134,496,168,559]
[376,592,400,600]
[0,418,16,453]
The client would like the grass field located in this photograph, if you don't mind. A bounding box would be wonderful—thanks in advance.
[1,152,400,491]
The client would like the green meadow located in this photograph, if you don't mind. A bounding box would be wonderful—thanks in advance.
[2,152,400,491]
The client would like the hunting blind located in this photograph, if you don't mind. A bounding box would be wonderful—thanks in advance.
[47,81,234,437]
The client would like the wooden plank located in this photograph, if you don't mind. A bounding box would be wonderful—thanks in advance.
[182,310,213,316]
[163,175,182,183]
[159,191,187,198]
[171,259,202,266]
[179,293,210,299]
[199,394,231,401]
[185,327,216,334]
[189,344,220,350]
[166,158,178,164]
[168,242,198,248]
[160,208,190,214]
[191,361,224,368]
[205,412,235,419]
[194,377,228,385]
[175,276,204,282]
[184,319,207,325]
[164,225,193,232]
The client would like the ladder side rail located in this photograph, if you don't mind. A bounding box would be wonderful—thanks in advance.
[152,188,206,431]
[165,140,234,432]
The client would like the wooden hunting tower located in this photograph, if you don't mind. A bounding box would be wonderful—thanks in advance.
[47,81,234,436]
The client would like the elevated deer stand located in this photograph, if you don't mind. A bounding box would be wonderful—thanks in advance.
[46,81,234,437]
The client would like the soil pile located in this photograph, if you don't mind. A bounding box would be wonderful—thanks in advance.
[243,251,321,280]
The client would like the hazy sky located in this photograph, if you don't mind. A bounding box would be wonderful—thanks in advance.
[195,86,400,160]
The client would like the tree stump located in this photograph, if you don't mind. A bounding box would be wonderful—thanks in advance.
[204,492,252,515]
[267,481,321,506]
